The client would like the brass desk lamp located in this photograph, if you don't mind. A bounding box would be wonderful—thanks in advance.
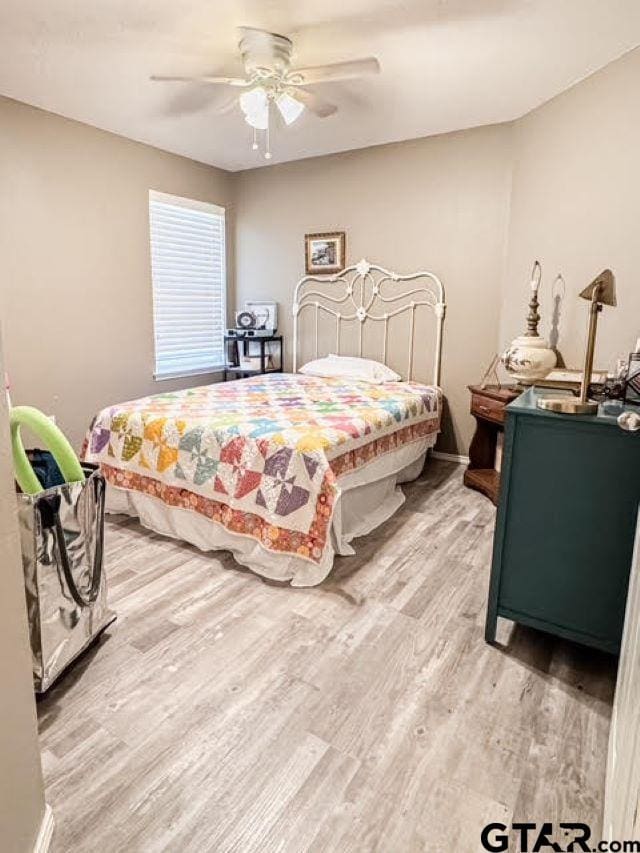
[537,269,616,415]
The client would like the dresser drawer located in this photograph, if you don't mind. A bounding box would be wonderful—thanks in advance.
[471,393,506,424]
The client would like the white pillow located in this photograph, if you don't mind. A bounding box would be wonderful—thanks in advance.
[299,354,401,384]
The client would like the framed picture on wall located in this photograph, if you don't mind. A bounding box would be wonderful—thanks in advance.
[305,231,346,275]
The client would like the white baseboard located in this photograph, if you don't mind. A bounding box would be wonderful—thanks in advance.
[34,804,54,853]
[431,450,470,465]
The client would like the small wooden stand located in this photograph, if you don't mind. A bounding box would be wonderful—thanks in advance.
[464,384,520,504]
[223,335,283,381]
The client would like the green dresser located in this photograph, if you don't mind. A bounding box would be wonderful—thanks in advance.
[485,388,640,654]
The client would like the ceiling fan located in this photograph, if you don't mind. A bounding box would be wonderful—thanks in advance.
[151,27,380,160]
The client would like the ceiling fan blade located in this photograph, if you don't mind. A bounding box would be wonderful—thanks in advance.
[290,88,337,118]
[164,88,217,117]
[150,75,250,87]
[163,91,240,118]
[288,57,380,85]
[212,95,241,115]
[237,26,281,40]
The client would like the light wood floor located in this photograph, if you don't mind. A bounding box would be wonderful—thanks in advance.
[38,461,617,852]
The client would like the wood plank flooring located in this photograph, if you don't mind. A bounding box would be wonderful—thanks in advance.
[37,461,617,852]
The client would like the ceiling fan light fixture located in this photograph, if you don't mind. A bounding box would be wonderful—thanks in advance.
[275,91,305,126]
[152,28,379,162]
[243,110,268,130]
[239,86,269,128]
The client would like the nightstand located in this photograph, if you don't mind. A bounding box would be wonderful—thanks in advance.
[464,384,520,504]
[223,335,283,381]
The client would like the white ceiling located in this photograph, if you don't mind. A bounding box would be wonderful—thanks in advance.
[1,0,639,172]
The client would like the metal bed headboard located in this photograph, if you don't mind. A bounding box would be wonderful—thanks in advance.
[292,259,446,385]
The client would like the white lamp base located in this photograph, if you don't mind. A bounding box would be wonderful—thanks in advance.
[501,335,557,384]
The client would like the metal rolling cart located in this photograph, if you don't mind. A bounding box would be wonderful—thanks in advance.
[223,334,283,381]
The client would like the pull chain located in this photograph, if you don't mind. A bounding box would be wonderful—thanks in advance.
[264,122,272,160]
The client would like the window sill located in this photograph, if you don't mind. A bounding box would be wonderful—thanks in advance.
[154,365,225,382]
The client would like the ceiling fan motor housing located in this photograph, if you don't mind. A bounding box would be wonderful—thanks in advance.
[239,28,293,78]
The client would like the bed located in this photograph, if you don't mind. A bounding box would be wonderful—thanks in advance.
[83,259,446,586]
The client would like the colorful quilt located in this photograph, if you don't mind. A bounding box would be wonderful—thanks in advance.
[83,374,440,565]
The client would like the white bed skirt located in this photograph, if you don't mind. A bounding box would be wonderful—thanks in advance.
[105,437,434,586]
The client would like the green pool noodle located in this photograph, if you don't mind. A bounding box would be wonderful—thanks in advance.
[10,405,85,495]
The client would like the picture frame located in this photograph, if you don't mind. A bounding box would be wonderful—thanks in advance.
[305,231,346,275]
[244,300,278,332]
[624,353,640,405]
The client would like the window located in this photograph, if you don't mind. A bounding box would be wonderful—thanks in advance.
[149,190,226,380]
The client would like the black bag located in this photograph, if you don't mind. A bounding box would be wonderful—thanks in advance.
[26,449,65,490]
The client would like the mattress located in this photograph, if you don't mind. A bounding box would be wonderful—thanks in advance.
[83,373,441,585]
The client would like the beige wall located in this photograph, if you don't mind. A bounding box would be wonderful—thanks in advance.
[0,328,47,852]
[0,96,234,450]
[235,125,514,454]
[236,45,640,454]
[501,46,640,370]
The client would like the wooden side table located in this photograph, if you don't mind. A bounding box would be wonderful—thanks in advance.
[463,384,520,504]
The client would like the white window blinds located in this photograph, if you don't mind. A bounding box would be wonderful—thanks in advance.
[149,190,226,380]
